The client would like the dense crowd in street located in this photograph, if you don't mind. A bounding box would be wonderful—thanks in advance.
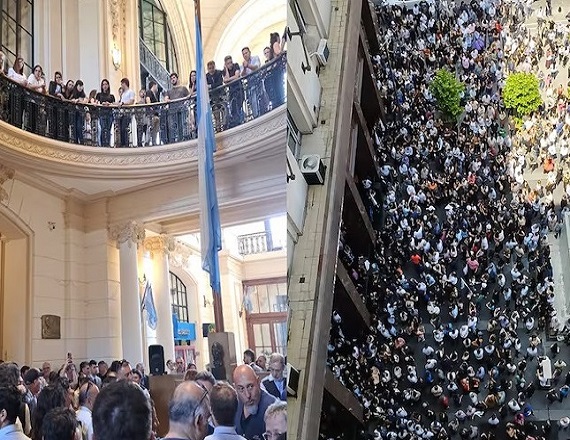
[324,0,570,439]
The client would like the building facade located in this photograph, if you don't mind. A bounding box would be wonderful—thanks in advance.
[287,0,384,438]
[0,0,287,371]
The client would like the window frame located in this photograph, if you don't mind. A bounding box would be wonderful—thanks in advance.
[170,271,189,323]
[243,278,288,357]
[139,0,178,73]
[0,0,34,73]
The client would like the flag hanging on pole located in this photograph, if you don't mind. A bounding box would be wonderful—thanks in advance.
[141,281,158,330]
[196,13,222,295]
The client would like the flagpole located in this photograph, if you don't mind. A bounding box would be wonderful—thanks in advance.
[195,0,225,333]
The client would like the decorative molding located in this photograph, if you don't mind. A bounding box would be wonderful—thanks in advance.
[0,164,15,203]
[0,106,285,181]
[144,234,177,257]
[168,240,194,268]
[121,0,127,46]
[108,221,146,248]
[110,0,120,43]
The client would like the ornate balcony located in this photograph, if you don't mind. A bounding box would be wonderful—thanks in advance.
[238,232,270,255]
[0,53,286,149]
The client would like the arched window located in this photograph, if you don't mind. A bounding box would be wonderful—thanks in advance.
[0,0,34,72]
[139,0,179,73]
[170,272,189,323]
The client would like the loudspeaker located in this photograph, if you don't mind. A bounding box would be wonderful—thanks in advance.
[149,345,165,376]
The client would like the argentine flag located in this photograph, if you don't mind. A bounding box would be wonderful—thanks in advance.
[141,281,158,330]
[196,14,222,295]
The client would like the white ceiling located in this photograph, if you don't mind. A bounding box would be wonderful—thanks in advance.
[167,0,286,66]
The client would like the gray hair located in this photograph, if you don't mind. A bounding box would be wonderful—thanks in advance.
[168,382,209,424]
[268,353,285,367]
[264,401,287,423]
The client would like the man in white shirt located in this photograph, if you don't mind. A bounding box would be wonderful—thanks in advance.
[76,381,99,440]
[240,47,263,118]
[118,77,135,146]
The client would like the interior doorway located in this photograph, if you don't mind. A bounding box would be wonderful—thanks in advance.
[0,207,32,365]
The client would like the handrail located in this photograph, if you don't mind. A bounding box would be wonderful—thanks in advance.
[238,231,269,255]
[0,53,286,148]
[139,37,171,92]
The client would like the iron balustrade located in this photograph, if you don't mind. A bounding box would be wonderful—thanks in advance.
[0,53,286,148]
[139,37,172,92]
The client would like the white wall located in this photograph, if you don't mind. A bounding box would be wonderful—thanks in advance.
[287,1,327,133]
[287,148,308,271]
[3,238,28,364]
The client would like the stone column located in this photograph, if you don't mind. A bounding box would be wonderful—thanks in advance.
[144,235,177,362]
[109,221,145,365]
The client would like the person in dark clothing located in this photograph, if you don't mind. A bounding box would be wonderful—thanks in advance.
[95,78,115,146]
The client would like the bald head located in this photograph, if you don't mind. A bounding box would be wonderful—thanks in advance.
[233,364,258,382]
[233,365,261,414]
[167,381,210,440]
[172,380,205,404]
[78,381,99,409]
[169,381,209,424]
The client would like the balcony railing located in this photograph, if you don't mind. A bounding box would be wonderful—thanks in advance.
[0,53,286,148]
[238,232,269,255]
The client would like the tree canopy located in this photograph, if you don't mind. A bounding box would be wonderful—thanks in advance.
[429,68,465,120]
[502,72,542,116]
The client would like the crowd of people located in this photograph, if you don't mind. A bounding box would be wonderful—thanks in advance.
[326,0,570,439]
[0,30,285,147]
[0,349,286,440]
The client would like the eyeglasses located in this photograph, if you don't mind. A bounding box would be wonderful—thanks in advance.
[192,382,210,421]
[262,432,285,440]
[81,381,93,402]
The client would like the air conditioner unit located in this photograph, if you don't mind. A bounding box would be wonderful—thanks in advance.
[300,154,326,185]
[314,38,329,66]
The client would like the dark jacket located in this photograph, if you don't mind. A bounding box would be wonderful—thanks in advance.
[234,389,277,440]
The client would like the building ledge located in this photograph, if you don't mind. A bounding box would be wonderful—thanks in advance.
[0,104,285,180]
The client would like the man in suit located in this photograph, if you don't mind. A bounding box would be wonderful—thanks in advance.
[233,365,276,440]
[261,353,286,401]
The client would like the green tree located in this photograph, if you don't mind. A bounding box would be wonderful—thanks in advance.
[502,72,542,116]
[429,68,465,121]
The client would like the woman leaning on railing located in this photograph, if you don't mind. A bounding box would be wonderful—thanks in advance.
[0,51,287,148]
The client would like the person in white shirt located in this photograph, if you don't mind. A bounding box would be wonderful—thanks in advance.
[76,381,99,440]
[240,47,261,76]
[7,56,27,86]
[118,77,135,147]
[26,64,46,94]
[240,46,263,117]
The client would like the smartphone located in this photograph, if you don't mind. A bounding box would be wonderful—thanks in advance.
[67,352,72,363]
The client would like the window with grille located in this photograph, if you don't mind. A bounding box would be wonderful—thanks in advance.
[0,0,34,73]
[170,272,189,323]
[139,0,179,73]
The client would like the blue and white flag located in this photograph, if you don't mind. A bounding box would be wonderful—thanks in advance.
[141,281,158,330]
[196,14,222,295]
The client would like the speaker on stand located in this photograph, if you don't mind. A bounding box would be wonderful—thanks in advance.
[149,344,165,376]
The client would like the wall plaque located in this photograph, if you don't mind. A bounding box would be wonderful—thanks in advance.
[41,315,61,339]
